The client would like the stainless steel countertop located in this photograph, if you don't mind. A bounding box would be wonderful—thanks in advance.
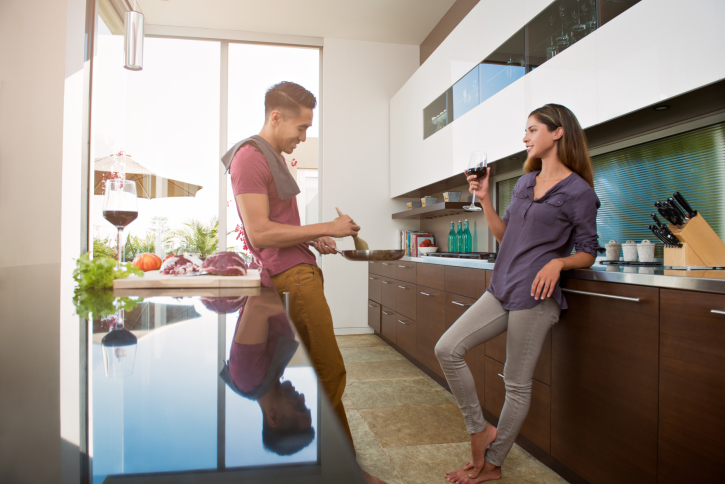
[402,256,725,294]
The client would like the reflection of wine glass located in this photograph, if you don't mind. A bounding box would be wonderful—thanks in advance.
[103,178,138,268]
[463,151,487,212]
[101,309,137,378]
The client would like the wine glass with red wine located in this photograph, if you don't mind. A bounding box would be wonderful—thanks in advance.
[463,151,487,212]
[103,178,138,268]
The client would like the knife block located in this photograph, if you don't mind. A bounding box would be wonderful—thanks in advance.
[666,214,725,267]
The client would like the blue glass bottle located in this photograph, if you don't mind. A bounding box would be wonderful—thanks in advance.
[463,219,472,253]
[455,221,463,253]
[448,222,457,252]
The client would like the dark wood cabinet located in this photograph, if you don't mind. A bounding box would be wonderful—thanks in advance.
[381,277,397,310]
[396,282,417,320]
[381,307,397,344]
[396,261,417,284]
[368,261,383,276]
[368,274,382,304]
[444,266,487,299]
[552,279,659,484]
[416,285,447,377]
[658,289,725,484]
[396,314,416,357]
[485,330,552,386]
[380,261,397,279]
[417,263,445,290]
[367,300,381,333]
[484,357,551,453]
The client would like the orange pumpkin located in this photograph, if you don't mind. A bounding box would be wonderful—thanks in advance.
[132,253,162,272]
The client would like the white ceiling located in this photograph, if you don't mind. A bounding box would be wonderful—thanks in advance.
[136,0,457,45]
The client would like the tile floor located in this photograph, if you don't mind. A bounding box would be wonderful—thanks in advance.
[336,334,568,484]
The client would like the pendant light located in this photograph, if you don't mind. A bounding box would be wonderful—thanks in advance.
[124,10,144,71]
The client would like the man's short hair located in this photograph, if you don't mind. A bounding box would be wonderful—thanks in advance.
[262,416,315,456]
[265,81,317,119]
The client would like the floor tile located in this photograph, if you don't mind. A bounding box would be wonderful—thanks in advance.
[346,379,452,409]
[336,334,388,348]
[345,359,427,382]
[359,404,469,448]
[342,392,355,409]
[345,407,379,454]
[341,345,406,363]
[384,442,471,484]
[496,445,569,483]
[356,445,405,484]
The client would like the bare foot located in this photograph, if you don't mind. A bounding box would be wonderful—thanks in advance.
[467,425,497,479]
[360,468,388,484]
[460,461,502,483]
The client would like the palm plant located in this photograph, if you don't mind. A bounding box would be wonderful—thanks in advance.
[172,218,219,258]
[124,232,156,260]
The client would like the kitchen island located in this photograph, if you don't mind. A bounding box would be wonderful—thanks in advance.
[368,256,725,484]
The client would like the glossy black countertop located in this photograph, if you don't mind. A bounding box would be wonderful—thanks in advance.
[400,256,725,294]
[84,268,363,484]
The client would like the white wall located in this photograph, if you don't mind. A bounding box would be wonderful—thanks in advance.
[0,0,87,482]
[321,38,419,333]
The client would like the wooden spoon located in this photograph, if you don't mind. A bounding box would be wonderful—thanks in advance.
[335,207,369,251]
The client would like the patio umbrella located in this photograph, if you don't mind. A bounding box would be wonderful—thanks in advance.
[94,153,203,199]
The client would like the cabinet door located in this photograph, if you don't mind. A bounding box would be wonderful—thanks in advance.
[396,282,417,320]
[381,278,397,310]
[368,261,383,276]
[484,357,551,453]
[396,261,417,284]
[417,263,445,290]
[416,286,446,377]
[396,315,416,357]
[368,274,382,304]
[380,261,397,279]
[445,293,486,404]
[381,307,397,344]
[485,330,552,386]
[552,279,659,484]
[658,289,725,484]
[444,266,487,299]
[367,300,381,333]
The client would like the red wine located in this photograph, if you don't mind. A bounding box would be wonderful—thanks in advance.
[466,166,488,178]
[104,210,138,228]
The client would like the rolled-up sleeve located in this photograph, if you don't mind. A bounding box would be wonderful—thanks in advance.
[571,189,605,257]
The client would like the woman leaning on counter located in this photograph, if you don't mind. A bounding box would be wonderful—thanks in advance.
[436,104,604,484]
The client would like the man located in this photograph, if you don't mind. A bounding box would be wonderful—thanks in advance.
[222,82,385,483]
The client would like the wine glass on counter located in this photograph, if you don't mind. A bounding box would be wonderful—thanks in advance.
[463,151,487,212]
[103,178,138,268]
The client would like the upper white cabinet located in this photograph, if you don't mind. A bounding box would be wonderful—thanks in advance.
[390,0,725,198]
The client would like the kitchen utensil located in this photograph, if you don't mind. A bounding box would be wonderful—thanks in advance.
[418,246,439,255]
[664,200,685,225]
[637,240,656,262]
[622,240,638,262]
[649,226,671,246]
[335,207,369,250]
[651,213,665,230]
[667,197,688,222]
[103,179,138,268]
[113,269,261,289]
[655,201,676,226]
[463,151,487,212]
[605,240,621,261]
[306,242,404,262]
[673,192,697,218]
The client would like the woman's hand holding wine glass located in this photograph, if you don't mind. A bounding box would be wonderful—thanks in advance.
[466,167,490,200]
[463,151,487,212]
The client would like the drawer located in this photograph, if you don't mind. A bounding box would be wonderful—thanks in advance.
[416,286,447,377]
[396,282,417,320]
[417,263,445,290]
[486,329,552,386]
[380,261,398,279]
[484,357,551,453]
[396,261,417,284]
[368,274,382,304]
[444,266,487,299]
[367,300,381,333]
[381,278,397,310]
[381,307,397,344]
[396,315,416,357]
[445,293,477,330]
[368,261,383,276]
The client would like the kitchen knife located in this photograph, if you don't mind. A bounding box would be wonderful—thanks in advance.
[663,229,682,247]
[673,192,697,218]
[651,213,665,229]
[667,206,684,226]
[655,201,676,225]
[649,225,671,246]
[666,198,688,222]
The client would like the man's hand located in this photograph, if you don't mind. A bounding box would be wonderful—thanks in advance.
[329,215,360,238]
[531,259,564,300]
[312,237,338,255]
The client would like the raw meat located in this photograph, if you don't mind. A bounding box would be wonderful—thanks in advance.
[201,252,248,276]
[200,295,248,314]
[159,254,203,275]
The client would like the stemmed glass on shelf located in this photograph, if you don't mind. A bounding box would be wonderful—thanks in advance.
[103,178,138,268]
[463,151,487,212]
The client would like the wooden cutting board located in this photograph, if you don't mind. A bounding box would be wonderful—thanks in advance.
[113,269,261,289]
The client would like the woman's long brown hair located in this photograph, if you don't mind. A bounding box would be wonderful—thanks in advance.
[523,104,594,188]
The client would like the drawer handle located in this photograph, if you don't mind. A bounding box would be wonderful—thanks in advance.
[382,311,392,315]
[498,373,504,379]
[382,263,391,266]
[382,281,390,284]
[712,310,725,315]
[561,288,640,303]
[398,265,408,268]
[451,301,472,307]
[368,304,374,308]
[397,320,408,325]
[398,286,408,289]
[369,277,376,280]
[420,292,433,296]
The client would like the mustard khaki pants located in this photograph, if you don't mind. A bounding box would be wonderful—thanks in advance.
[271,263,352,443]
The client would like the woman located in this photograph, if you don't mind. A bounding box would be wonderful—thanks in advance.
[436,104,603,483]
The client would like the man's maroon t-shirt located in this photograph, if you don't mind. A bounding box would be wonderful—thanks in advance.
[230,143,316,276]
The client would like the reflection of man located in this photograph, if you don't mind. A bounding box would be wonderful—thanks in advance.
[221,290,314,455]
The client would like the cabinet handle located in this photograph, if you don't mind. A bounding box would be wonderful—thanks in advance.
[712,309,725,315]
[451,301,472,307]
[398,265,408,268]
[420,292,433,296]
[382,263,391,266]
[369,277,376,280]
[397,320,408,325]
[368,304,374,308]
[498,373,504,379]
[382,311,391,315]
[398,286,408,289]
[561,288,640,302]
[382,281,390,284]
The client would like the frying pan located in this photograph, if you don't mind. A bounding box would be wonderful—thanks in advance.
[307,242,404,261]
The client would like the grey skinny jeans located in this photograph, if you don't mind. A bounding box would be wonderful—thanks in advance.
[434,291,560,466]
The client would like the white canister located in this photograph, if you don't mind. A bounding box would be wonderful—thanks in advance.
[622,240,638,262]
[605,240,621,261]
[637,239,656,263]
